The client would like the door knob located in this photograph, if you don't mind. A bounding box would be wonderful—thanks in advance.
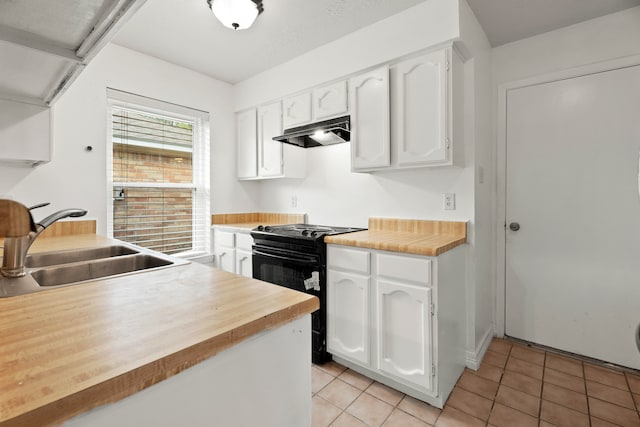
[509,222,520,231]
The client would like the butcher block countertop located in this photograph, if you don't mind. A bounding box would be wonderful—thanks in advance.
[325,218,467,256]
[0,235,318,426]
[211,212,306,231]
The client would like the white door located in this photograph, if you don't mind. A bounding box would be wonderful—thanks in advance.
[376,281,433,391]
[392,49,448,166]
[215,247,235,273]
[257,101,283,178]
[327,269,370,365]
[505,64,640,369]
[313,80,348,120]
[235,249,252,278]
[236,109,257,179]
[350,66,390,170]
[282,92,311,129]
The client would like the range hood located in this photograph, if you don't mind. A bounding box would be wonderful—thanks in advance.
[273,116,350,148]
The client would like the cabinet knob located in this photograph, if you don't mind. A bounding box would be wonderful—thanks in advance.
[509,222,520,231]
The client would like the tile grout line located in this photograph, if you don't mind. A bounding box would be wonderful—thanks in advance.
[625,373,640,416]
[582,359,593,426]
[539,348,546,424]
[482,343,508,426]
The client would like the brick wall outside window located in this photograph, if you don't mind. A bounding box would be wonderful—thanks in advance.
[113,146,194,254]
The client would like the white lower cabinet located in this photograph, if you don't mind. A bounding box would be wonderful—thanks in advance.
[213,228,253,277]
[235,233,253,278]
[376,280,432,391]
[216,245,235,273]
[327,244,466,408]
[327,270,370,365]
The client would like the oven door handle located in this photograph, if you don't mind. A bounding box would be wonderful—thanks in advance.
[253,250,319,266]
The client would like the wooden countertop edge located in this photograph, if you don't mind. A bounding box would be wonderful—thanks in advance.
[325,236,466,256]
[2,297,318,427]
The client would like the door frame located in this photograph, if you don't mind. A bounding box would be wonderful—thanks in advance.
[495,54,640,337]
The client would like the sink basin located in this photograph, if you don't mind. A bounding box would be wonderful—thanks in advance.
[0,242,190,297]
[25,245,138,268]
[31,254,175,287]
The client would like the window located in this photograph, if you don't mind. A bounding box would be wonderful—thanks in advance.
[107,89,210,257]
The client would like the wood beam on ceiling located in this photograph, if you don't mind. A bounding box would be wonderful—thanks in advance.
[0,90,47,107]
[0,24,82,63]
[46,0,150,105]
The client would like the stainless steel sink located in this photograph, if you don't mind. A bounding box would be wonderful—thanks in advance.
[0,243,189,297]
[31,254,174,287]
[25,245,138,268]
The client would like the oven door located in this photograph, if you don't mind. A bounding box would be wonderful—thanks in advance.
[252,244,322,297]
[252,243,329,363]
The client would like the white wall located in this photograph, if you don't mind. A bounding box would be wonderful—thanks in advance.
[0,44,260,234]
[235,0,471,228]
[492,6,640,334]
[493,6,640,86]
[235,0,493,366]
[458,0,494,365]
[234,0,460,112]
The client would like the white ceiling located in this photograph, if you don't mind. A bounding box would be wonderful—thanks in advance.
[0,0,112,49]
[113,0,425,84]
[466,0,640,47]
[0,0,147,104]
[113,0,640,84]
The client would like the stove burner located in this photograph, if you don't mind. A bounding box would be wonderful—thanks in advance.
[254,224,361,240]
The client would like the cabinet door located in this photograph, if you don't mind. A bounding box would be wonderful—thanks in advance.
[327,269,370,365]
[393,49,449,166]
[376,280,433,391]
[283,92,312,129]
[313,80,348,120]
[235,249,253,278]
[236,109,258,179]
[215,247,235,273]
[350,67,390,170]
[0,99,51,166]
[257,101,283,177]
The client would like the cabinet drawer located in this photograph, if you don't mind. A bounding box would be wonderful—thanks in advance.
[235,232,253,251]
[328,246,370,274]
[376,253,431,285]
[215,230,235,247]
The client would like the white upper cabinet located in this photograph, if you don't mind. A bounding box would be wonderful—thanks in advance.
[0,98,51,167]
[258,101,284,178]
[350,66,391,170]
[393,49,449,166]
[283,92,312,129]
[236,108,258,179]
[283,80,348,129]
[313,80,348,120]
[351,46,463,172]
[236,102,306,180]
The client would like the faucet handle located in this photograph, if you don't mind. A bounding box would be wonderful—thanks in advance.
[28,202,51,211]
[0,200,37,237]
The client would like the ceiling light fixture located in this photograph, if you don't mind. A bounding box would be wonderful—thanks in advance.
[206,0,264,30]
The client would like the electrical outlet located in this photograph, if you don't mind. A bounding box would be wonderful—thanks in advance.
[291,195,298,208]
[443,193,455,210]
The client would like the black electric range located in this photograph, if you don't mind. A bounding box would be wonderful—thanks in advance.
[251,224,365,364]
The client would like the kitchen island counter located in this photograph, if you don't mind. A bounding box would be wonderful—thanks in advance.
[0,235,318,426]
[325,217,467,256]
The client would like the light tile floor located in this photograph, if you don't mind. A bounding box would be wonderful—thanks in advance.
[312,338,640,426]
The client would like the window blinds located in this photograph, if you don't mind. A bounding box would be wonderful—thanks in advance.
[107,89,210,257]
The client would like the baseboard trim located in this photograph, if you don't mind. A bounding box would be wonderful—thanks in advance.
[465,324,494,370]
